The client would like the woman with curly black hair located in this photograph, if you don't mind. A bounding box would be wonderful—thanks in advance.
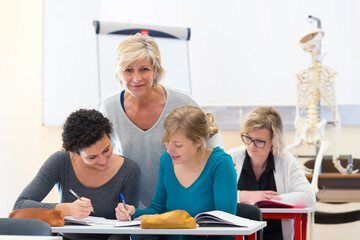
[13,109,140,240]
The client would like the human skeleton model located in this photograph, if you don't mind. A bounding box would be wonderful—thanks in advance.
[286,28,357,194]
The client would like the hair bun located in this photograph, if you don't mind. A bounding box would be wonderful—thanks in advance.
[205,113,218,138]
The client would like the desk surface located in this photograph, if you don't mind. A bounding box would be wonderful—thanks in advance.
[306,173,360,179]
[260,207,316,214]
[52,222,266,236]
[0,236,62,240]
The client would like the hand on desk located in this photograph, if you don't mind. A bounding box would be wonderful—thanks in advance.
[240,190,282,204]
[115,203,135,221]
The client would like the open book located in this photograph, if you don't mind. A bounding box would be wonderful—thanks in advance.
[254,200,305,209]
[194,210,260,228]
[64,216,141,227]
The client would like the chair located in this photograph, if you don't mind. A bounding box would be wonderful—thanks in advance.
[0,218,52,236]
[315,210,360,224]
[236,203,263,240]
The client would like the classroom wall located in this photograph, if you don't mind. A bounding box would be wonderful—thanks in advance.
[41,0,360,123]
[1,0,359,239]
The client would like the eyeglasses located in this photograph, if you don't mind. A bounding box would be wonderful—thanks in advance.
[241,134,267,148]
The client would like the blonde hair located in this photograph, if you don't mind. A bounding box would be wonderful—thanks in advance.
[114,33,165,85]
[162,105,218,155]
[240,107,285,157]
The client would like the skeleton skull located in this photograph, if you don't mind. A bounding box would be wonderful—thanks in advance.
[299,28,324,58]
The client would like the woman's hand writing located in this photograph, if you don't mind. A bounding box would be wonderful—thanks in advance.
[70,197,94,218]
[115,203,135,221]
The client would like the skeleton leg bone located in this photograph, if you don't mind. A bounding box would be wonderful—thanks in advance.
[311,139,330,195]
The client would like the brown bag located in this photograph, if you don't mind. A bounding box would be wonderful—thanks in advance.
[9,208,65,227]
[140,210,196,229]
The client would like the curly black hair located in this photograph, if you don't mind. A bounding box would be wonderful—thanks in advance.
[62,109,113,154]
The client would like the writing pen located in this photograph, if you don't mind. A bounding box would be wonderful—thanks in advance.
[120,193,132,222]
[69,189,95,214]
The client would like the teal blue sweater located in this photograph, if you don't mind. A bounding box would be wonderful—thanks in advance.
[134,147,237,239]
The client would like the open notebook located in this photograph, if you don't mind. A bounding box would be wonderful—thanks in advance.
[254,200,305,209]
[64,216,140,227]
[194,210,261,228]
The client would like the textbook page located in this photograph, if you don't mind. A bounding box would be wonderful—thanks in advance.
[65,216,141,227]
[194,210,260,228]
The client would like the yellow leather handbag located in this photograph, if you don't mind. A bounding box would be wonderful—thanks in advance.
[140,210,196,229]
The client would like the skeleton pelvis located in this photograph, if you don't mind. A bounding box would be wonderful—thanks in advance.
[295,117,327,144]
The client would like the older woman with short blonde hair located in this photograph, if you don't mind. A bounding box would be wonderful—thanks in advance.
[114,33,165,86]
[227,107,315,240]
[101,33,224,212]
[239,107,285,157]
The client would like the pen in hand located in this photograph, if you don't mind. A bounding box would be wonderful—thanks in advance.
[69,189,95,214]
[120,193,132,222]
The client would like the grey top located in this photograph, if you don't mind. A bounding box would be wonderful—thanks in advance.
[100,85,224,208]
[13,151,141,220]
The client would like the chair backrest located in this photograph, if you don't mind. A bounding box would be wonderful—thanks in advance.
[315,210,360,224]
[0,218,52,236]
[236,203,263,240]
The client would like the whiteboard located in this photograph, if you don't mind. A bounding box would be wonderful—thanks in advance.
[42,11,191,126]
[94,21,191,102]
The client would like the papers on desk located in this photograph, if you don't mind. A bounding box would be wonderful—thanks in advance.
[194,210,259,228]
[64,216,141,227]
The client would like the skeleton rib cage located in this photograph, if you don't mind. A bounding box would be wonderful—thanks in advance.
[296,61,338,119]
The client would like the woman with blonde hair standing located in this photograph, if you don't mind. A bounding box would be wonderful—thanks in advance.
[100,33,223,210]
[227,107,315,240]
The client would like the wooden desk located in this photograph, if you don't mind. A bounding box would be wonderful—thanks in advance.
[306,173,360,202]
[260,207,316,240]
[52,222,266,240]
[0,236,62,240]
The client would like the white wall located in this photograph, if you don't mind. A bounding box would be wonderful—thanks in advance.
[42,0,360,127]
[1,0,359,239]
[0,0,61,217]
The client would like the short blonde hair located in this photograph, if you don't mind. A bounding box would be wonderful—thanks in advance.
[240,107,285,157]
[162,105,218,155]
[114,33,165,85]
